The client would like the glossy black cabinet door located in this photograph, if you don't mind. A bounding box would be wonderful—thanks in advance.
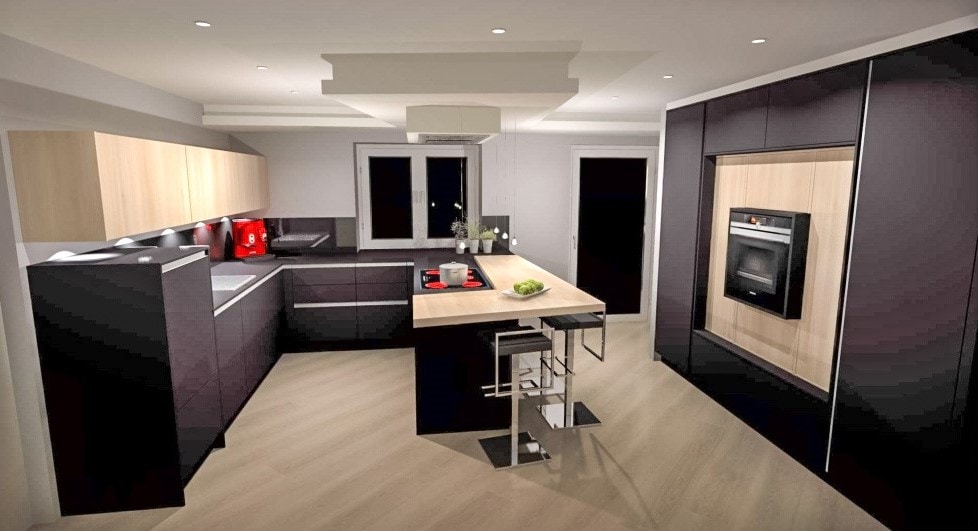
[174,374,222,482]
[765,62,867,149]
[654,104,705,374]
[290,306,359,341]
[703,86,769,154]
[215,305,247,424]
[162,258,220,410]
[28,264,184,515]
[828,31,978,530]
[358,304,411,340]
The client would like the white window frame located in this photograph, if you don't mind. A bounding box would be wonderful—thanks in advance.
[355,144,480,249]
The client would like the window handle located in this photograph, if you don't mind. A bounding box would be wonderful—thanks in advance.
[572,235,577,250]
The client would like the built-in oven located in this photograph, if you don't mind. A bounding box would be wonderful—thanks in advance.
[725,208,810,319]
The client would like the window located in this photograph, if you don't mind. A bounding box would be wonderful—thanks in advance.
[356,145,480,249]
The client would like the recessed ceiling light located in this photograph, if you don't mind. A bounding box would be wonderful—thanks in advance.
[751,38,767,44]
[611,96,620,100]
[256,65,269,71]
[663,74,674,79]
[290,90,299,94]
[194,21,211,27]
[491,28,506,34]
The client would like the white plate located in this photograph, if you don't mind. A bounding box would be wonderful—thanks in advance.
[501,286,551,300]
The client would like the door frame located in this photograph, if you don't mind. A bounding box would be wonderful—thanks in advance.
[569,146,658,322]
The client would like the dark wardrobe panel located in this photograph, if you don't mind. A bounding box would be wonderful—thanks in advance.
[654,103,705,374]
[703,86,769,154]
[766,62,868,149]
[829,31,978,530]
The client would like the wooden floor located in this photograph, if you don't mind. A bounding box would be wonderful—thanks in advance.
[34,322,883,530]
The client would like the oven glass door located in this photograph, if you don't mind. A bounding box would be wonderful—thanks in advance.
[725,231,789,309]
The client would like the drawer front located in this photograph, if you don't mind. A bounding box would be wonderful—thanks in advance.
[357,282,408,302]
[292,266,356,287]
[289,306,358,341]
[356,265,407,284]
[358,304,412,340]
[175,373,223,481]
[294,284,357,304]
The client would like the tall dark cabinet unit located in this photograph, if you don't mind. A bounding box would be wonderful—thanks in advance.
[827,31,978,529]
[654,103,705,374]
[703,86,769,154]
[28,249,221,515]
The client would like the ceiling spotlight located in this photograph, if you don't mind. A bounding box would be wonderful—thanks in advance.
[611,96,620,100]
[256,65,269,71]
[663,74,674,79]
[194,21,211,28]
[290,90,299,94]
[751,38,767,44]
[491,28,507,34]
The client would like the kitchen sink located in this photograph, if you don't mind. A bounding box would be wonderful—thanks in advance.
[211,275,256,291]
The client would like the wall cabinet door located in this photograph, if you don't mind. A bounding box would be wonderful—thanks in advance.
[654,104,706,374]
[8,131,193,241]
[703,87,769,154]
[186,146,232,222]
[828,31,978,530]
[765,62,868,149]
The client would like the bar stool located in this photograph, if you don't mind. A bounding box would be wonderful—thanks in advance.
[537,312,606,430]
[477,325,555,469]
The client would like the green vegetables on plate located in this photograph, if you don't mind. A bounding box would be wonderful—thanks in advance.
[513,279,544,296]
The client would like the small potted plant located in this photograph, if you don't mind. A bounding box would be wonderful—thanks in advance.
[466,220,482,253]
[480,228,496,253]
[450,219,467,254]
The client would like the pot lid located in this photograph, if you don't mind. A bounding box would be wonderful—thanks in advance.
[439,261,468,270]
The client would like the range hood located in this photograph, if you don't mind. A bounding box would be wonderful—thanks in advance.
[406,106,500,144]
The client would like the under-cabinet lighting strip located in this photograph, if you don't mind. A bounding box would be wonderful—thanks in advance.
[825,59,874,474]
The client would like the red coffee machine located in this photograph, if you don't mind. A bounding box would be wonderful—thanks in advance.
[232,219,268,259]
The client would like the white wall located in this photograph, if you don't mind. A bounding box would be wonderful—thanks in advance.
[481,133,656,278]
[237,129,656,279]
[232,129,405,218]
[0,304,31,531]
[0,35,232,528]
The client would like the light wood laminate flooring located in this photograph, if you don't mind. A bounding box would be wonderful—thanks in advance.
[34,322,883,530]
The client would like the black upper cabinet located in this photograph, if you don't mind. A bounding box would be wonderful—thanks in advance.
[654,103,705,374]
[828,31,978,530]
[703,86,769,154]
[765,62,868,149]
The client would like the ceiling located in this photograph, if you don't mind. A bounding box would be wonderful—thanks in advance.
[0,0,975,135]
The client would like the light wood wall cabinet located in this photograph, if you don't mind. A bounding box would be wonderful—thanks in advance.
[9,131,193,242]
[9,131,268,242]
[186,147,268,222]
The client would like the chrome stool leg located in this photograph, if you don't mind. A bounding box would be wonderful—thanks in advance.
[536,319,603,430]
[478,328,553,469]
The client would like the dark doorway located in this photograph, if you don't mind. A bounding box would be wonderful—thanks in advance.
[576,157,648,314]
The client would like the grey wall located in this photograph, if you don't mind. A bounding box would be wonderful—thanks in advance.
[0,33,232,528]
[234,129,656,279]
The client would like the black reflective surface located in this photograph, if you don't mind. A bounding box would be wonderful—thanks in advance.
[368,157,413,239]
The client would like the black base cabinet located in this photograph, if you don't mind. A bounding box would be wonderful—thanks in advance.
[827,31,978,530]
[27,250,218,516]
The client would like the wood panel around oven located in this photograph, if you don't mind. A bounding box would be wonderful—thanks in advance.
[704,147,854,391]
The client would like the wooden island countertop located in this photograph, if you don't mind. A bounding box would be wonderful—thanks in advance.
[412,254,605,328]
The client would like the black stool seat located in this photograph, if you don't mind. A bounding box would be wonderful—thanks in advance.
[541,313,603,331]
[479,326,553,356]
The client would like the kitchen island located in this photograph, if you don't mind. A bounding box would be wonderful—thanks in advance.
[413,254,604,434]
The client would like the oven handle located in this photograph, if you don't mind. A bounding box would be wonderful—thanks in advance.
[730,227,791,244]
[730,221,791,235]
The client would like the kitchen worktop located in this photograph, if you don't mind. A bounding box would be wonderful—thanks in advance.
[209,247,514,312]
[412,254,605,328]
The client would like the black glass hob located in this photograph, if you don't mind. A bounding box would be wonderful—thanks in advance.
[419,266,493,292]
